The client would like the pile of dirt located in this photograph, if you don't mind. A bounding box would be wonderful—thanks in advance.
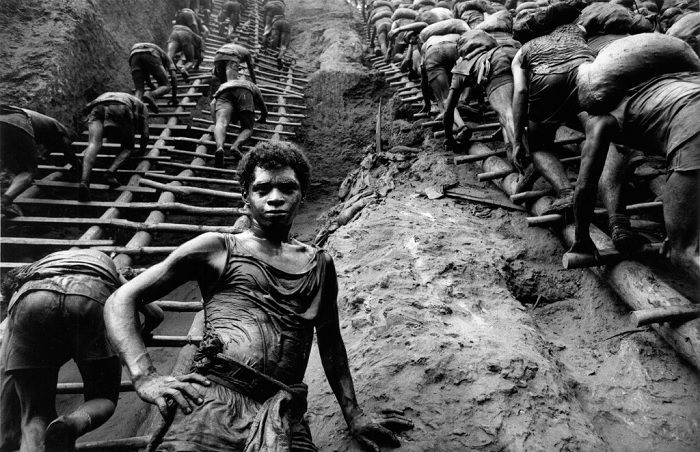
[0,0,177,132]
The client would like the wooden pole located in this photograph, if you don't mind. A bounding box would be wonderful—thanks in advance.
[631,306,700,327]
[76,436,149,451]
[561,224,700,371]
[562,243,662,269]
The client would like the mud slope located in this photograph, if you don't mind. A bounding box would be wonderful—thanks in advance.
[0,0,177,131]
[291,0,700,450]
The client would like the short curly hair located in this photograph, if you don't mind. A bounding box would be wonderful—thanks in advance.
[238,141,311,197]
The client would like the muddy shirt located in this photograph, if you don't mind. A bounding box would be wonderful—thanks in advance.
[194,234,334,387]
[214,43,251,63]
[621,72,700,162]
[520,25,594,75]
[8,249,121,312]
[129,43,177,72]
[0,105,70,152]
[214,80,265,105]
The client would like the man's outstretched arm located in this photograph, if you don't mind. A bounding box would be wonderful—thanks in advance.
[316,255,412,451]
[511,50,529,166]
[104,232,226,415]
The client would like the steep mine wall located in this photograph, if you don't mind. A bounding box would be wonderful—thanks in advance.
[0,0,177,132]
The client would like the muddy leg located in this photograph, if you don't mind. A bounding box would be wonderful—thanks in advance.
[663,169,700,279]
[12,368,59,452]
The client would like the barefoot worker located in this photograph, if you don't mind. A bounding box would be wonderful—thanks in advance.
[105,141,413,452]
[0,249,163,452]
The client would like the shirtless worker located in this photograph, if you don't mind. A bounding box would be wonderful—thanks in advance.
[174,7,208,41]
[167,24,204,81]
[570,71,700,278]
[262,0,286,46]
[0,105,76,218]
[444,30,521,162]
[511,23,595,212]
[0,249,163,452]
[218,0,243,39]
[105,141,413,452]
[212,42,257,86]
[79,92,149,202]
[419,33,461,118]
[210,79,267,167]
[129,42,180,112]
[263,14,292,68]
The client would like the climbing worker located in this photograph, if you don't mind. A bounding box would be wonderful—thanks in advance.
[511,23,595,213]
[264,13,292,68]
[129,42,180,112]
[419,33,461,116]
[166,23,204,81]
[174,7,208,41]
[105,140,414,452]
[79,92,149,202]
[0,249,163,452]
[0,105,76,218]
[212,42,257,86]
[262,0,286,45]
[218,0,243,39]
[443,30,521,162]
[209,79,268,167]
[570,71,700,278]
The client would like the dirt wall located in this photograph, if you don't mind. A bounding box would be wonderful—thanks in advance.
[0,0,177,132]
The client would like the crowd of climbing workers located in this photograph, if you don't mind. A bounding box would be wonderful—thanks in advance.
[0,1,415,451]
[362,0,699,278]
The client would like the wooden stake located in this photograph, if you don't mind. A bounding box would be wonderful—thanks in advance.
[631,306,700,327]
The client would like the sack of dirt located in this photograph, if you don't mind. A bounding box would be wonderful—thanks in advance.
[461,10,485,27]
[392,7,419,20]
[389,21,429,38]
[515,1,539,14]
[412,0,436,9]
[476,9,514,32]
[579,3,635,35]
[513,3,581,42]
[370,8,394,24]
[577,33,700,113]
[372,0,395,9]
[418,7,455,23]
[457,29,499,59]
[420,18,471,42]
[455,0,497,15]
[666,12,700,55]
[661,0,699,13]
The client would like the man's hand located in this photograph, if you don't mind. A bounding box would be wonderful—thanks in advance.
[349,409,414,452]
[511,142,529,174]
[134,373,210,416]
[567,234,600,262]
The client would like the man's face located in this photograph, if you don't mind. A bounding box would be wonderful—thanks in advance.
[246,166,303,230]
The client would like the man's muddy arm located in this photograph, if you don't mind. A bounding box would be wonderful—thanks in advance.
[570,115,619,255]
[246,55,257,84]
[104,233,225,413]
[511,50,529,163]
[316,257,362,424]
[420,65,431,113]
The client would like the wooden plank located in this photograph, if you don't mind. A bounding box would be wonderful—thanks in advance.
[13,198,244,216]
[1,238,113,247]
[444,186,525,212]
[562,243,663,269]
[93,246,176,255]
[4,217,241,233]
[34,181,156,194]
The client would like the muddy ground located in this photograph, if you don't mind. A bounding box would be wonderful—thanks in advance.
[3,0,699,450]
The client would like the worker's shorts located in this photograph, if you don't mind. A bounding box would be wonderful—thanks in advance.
[667,100,700,173]
[423,43,458,83]
[214,88,255,117]
[86,103,136,148]
[527,65,582,125]
[0,119,37,174]
[213,59,242,83]
[130,52,169,90]
[2,290,116,372]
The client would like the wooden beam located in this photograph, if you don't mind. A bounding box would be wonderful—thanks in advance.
[562,243,663,269]
[144,172,240,187]
[139,178,242,200]
[76,436,149,451]
[158,161,240,175]
[631,306,700,327]
[1,238,113,247]
[4,217,241,234]
[13,198,244,216]
[34,181,156,194]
